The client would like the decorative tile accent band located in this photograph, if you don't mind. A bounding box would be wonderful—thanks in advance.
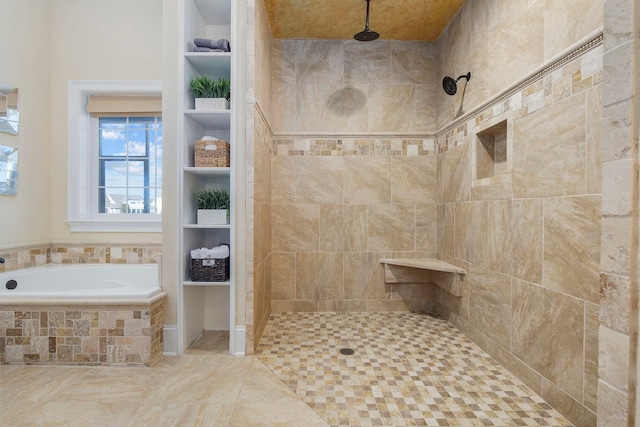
[272,138,436,156]
[0,244,161,273]
[438,36,603,153]
[0,296,166,366]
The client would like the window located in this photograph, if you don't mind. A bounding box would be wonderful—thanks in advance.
[98,116,162,215]
[67,81,162,232]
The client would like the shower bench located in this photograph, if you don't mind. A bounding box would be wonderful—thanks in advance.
[379,259,466,297]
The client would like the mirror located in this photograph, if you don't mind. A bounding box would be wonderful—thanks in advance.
[0,144,18,195]
[0,81,19,135]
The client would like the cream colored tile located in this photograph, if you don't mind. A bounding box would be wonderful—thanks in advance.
[597,380,629,426]
[295,157,343,204]
[127,403,234,427]
[513,92,586,198]
[295,40,343,85]
[343,156,391,204]
[237,359,299,402]
[511,280,584,401]
[229,402,329,427]
[367,85,416,133]
[488,199,543,283]
[543,196,600,303]
[319,204,367,252]
[543,0,603,59]
[391,41,437,84]
[367,204,416,251]
[1,366,92,404]
[272,204,320,252]
[271,252,296,300]
[436,203,455,257]
[487,340,542,395]
[8,400,140,427]
[271,300,319,312]
[469,265,511,349]
[415,204,436,252]
[320,84,369,132]
[598,325,630,391]
[344,40,391,84]
[584,303,599,412]
[296,252,344,301]
[541,378,597,427]
[271,156,296,204]
[142,355,252,404]
[343,252,388,300]
[440,142,470,203]
[391,156,437,204]
[586,85,602,194]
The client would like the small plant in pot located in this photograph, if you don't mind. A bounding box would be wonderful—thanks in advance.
[190,76,230,110]
[194,189,230,225]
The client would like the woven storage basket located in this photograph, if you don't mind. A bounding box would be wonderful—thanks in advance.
[190,256,230,282]
[194,140,230,167]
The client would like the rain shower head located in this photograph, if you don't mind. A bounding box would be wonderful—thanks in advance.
[354,0,379,41]
[442,72,471,95]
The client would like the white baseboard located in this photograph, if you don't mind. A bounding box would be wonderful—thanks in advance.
[163,325,178,356]
[233,325,246,356]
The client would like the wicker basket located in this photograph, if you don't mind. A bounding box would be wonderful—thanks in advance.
[194,140,230,167]
[190,256,230,282]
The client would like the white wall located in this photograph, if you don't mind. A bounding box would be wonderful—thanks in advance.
[49,0,163,244]
[0,0,52,248]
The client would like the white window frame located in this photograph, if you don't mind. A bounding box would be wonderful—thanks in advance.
[67,80,162,232]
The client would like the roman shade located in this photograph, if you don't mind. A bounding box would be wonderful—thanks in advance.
[86,95,162,117]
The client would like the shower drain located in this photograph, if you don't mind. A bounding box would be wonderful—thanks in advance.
[339,348,355,355]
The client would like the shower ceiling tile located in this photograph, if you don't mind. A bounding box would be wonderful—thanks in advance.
[264,0,465,41]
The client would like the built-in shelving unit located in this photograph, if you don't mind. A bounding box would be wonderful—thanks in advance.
[177,0,236,355]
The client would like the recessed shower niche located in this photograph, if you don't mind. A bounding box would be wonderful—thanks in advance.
[475,119,508,180]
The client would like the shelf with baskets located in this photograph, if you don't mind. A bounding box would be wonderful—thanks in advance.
[177,0,236,354]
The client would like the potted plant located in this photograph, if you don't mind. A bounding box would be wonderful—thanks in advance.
[189,76,230,110]
[195,189,230,225]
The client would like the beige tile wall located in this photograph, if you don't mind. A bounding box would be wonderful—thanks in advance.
[270,138,439,313]
[597,0,639,424]
[271,39,438,134]
[436,0,604,129]
[436,44,602,426]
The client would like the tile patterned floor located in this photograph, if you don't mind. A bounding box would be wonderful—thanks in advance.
[257,312,573,427]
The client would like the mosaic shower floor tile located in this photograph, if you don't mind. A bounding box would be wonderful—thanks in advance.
[257,312,573,427]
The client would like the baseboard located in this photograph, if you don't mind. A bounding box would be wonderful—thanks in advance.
[233,325,246,356]
[163,325,178,356]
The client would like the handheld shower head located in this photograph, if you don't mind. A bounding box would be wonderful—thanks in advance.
[442,72,471,95]
[354,0,379,41]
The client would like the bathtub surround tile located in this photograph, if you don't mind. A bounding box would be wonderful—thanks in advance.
[511,280,584,401]
[0,297,165,366]
[543,196,601,303]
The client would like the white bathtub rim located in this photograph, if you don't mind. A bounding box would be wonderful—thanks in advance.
[0,291,167,307]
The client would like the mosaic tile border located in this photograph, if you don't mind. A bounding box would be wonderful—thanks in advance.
[438,33,603,153]
[272,138,436,157]
[0,244,161,273]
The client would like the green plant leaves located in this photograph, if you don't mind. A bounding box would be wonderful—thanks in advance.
[194,189,230,209]
[189,76,230,100]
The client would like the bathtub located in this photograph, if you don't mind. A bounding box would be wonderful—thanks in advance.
[0,263,162,301]
[0,263,167,366]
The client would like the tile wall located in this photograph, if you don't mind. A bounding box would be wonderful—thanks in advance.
[0,297,166,366]
[436,41,603,426]
[270,137,438,313]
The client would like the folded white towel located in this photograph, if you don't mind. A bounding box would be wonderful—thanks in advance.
[191,245,229,260]
[200,136,218,141]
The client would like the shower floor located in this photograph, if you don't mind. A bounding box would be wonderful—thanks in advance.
[256,312,573,427]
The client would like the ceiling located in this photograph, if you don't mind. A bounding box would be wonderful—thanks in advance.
[263,0,466,41]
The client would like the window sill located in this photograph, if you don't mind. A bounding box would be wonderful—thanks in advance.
[67,219,161,233]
